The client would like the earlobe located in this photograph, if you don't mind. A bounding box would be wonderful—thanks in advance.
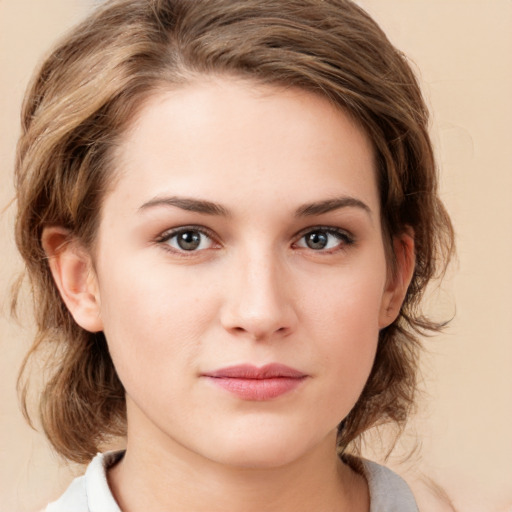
[379,231,415,329]
[41,227,103,333]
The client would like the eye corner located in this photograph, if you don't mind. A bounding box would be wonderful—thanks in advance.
[155,225,220,255]
[293,226,355,253]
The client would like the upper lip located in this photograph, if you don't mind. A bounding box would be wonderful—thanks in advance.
[203,363,306,379]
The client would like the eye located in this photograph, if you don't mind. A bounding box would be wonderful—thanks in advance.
[295,228,354,251]
[159,227,215,252]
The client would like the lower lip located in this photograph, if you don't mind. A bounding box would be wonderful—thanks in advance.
[205,376,306,401]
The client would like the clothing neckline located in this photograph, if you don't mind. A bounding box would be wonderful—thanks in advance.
[48,450,418,512]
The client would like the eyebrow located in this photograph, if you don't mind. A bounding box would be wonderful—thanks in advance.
[139,196,230,216]
[138,195,371,218]
[295,197,371,217]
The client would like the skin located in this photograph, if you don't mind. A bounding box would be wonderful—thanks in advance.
[43,78,414,512]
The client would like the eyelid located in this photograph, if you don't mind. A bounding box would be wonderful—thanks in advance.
[293,225,355,251]
[155,225,220,254]
[153,224,354,256]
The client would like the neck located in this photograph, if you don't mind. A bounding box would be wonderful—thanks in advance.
[107,403,369,512]
[109,442,368,512]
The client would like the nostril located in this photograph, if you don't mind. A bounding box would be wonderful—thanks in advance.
[219,278,298,340]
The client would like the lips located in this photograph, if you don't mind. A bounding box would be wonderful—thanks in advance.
[203,364,307,401]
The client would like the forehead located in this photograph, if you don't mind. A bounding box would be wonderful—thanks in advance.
[106,78,379,216]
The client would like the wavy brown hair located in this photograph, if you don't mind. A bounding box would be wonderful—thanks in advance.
[14,0,454,464]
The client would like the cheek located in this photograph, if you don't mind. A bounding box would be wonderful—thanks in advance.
[95,259,219,385]
[300,260,387,389]
[302,255,387,335]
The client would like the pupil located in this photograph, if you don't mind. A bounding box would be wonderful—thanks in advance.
[307,231,328,250]
[178,231,201,250]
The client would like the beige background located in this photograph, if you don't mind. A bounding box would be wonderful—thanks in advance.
[1,1,511,511]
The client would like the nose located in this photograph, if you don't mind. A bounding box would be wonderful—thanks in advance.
[220,249,298,341]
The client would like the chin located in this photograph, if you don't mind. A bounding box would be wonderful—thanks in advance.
[212,446,302,470]
[199,427,329,470]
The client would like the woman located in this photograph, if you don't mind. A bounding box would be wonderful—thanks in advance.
[14,0,454,510]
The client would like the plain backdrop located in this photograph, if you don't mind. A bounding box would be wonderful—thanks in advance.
[1,1,511,511]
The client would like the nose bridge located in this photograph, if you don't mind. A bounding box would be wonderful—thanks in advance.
[221,243,296,339]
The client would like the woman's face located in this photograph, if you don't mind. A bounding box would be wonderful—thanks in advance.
[86,78,402,468]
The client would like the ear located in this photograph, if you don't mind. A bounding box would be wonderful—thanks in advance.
[379,230,415,329]
[41,226,103,333]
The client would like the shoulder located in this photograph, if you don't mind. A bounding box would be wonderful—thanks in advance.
[361,459,419,512]
[44,452,123,512]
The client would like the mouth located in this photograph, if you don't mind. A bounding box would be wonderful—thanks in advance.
[202,363,308,401]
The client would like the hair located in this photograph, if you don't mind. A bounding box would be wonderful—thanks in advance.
[14,0,454,464]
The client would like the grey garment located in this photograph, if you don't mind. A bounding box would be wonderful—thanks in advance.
[45,451,419,512]
[363,460,419,512]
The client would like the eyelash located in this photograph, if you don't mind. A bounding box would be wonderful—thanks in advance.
[155,226,219,256]
[293,226,355,253]
[155,225,355,256]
